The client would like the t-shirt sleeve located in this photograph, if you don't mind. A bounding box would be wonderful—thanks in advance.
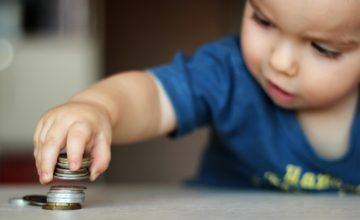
[149,36,241,137]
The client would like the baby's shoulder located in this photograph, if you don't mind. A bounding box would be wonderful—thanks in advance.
[199,34,241,55]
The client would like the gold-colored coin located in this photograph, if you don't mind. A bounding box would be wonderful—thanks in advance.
[57,158,91,164]
[42,202,82,210]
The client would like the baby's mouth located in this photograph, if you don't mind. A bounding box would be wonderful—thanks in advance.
[266,80,295,103]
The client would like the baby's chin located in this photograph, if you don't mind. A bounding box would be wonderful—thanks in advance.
[274,100,326,112]
[270,97,296,110]
[268,94,304,110]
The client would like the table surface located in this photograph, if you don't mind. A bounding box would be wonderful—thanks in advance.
[1,184,359,220]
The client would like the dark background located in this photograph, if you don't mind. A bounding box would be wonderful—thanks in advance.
[103,0,245,183]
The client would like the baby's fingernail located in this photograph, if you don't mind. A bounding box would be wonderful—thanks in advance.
[41,172,52,183]
[90,169,98,182]
[70,162,77,170]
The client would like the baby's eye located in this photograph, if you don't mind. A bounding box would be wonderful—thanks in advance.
[311,42,341,59]
[251,12,273,28]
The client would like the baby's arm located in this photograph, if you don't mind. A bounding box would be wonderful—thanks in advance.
[33,71,176,184]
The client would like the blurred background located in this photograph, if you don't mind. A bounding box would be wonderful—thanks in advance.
[0,0,244,184]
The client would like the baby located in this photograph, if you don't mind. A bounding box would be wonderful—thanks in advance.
[34,0,360,192]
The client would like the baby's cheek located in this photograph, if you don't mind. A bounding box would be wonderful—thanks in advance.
[300,79,338,107]
[241,33,262,76]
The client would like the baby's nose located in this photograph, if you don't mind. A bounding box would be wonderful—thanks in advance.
[269,40,298,76]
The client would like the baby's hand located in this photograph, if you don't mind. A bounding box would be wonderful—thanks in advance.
[33,102,112,184]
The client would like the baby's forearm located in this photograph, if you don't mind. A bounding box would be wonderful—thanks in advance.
[69,70,174,144]
[33,70,175,183]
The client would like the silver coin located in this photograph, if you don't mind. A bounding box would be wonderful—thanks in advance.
[47,196,84,202]
[55,167,89,173]
[54,172,89,177]
[8,197,30,207]
[55,170,88,176]
[57,158,91,164]
[48,187,86,195]
[54,173,89,178]
[22,195,47,206]
[57,162,90,167]
[54,175,90,180]
[47,197,84,203]
[57,158,91,163]
[55,171,89,176]
[50,185,87,190]
[55,168,89,173]
[55,162,70,169]
[47,192,85,198]
[50,187,86,191]
[58,152,90,159]
[48,188,85,193]
[45,184,87,205]
[49,189,85,194]
[56,162,90,169]
[46,197,85,204]
[55,169,89,174]
[58,153,90,162]
[56,159,91,165]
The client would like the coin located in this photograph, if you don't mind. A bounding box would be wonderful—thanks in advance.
[55,167,89,174]
[54,170,88,174]
[47,191,85,197]
[57,159,90,165]
[54,174,89,180]
[46,185,86,204]
[50,185,87,190]
[42,202,82,210]
[54,153,91,181]
[58,153,90,162]
[8,197,30,207]
[48,190,85,194]
[46,196,84,204]
[56,161,90,169]
[54,171,89,177]
[22,195,47,206]
[45,153,89,210]
[47,192,84,198]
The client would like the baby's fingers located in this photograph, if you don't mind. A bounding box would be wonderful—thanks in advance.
[90,133,111,181]
[66,122,93,171]
[34,118,56,177]
[40,122,67,184]
[33,118,44,158]
[33,118,46,175]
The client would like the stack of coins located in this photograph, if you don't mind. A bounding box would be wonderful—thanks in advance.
[43,153,91,210]
[42,186,86,210]
[9,153,92,210]
[54,153,90,180]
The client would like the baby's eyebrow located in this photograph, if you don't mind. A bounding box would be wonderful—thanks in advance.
[249,0,271,17]
[249,0,278,25]
[249,0,260,11]
[304,34,359,49]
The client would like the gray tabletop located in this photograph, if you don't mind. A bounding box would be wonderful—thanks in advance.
[1,184,359,220]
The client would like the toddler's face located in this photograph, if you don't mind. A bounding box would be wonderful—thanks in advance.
[241,0,360,110]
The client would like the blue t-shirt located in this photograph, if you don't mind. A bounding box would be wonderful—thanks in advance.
[150,35,360,192]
